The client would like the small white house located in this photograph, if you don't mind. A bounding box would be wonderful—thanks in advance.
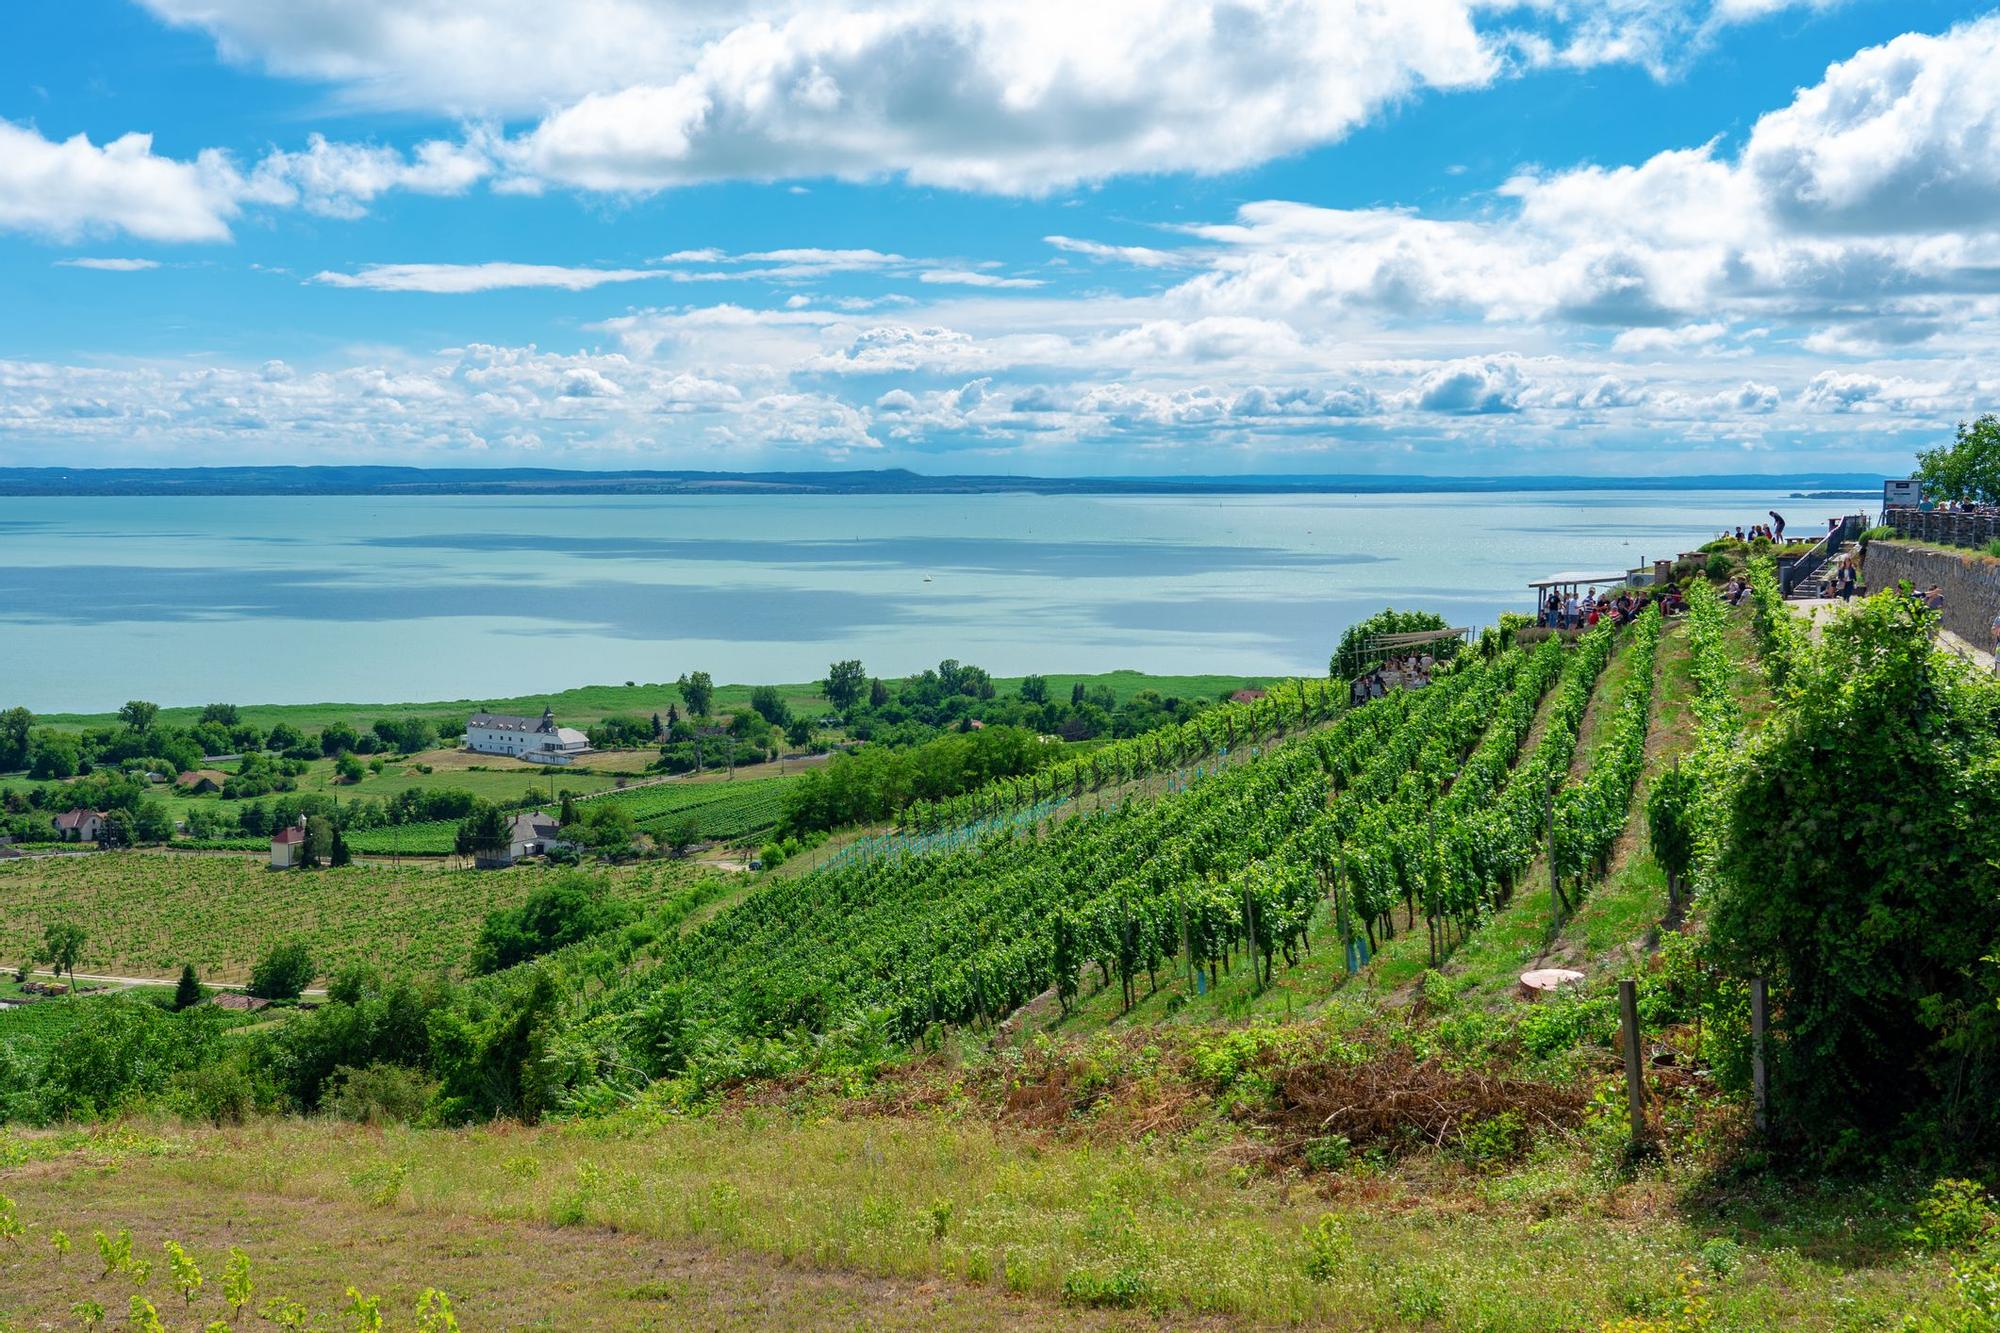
[270,819,306,869]
[52,808,105,843]
[465,707,591,765]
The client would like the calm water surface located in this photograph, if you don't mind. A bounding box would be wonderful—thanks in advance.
[0,490,1819,710]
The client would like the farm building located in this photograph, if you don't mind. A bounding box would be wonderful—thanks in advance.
[176,769,228,794]
[211,993,270,1012]
[475,810,565,869]
[52,808,106,842]
[465,706,590,764]
[270,820,306,869]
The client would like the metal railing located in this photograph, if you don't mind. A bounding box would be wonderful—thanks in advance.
[1781,514,1866,597]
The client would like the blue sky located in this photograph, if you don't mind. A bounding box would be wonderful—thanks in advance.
[1,0,1994,475]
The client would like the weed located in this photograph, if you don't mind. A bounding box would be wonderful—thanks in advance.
[1061,1266,1150,1309]
[1300,1215,1350,1283]
[1698,1236,1741,1279]
[1910,1179,1998,1253]
[1302,1135,1352,1172]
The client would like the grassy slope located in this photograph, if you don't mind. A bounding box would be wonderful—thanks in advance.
[0,1114,1952,1331]
[0,1131,1154,1333]
[31,671,1276,733]
[0,856,717,982]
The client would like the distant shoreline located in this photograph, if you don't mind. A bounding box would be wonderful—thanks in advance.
[0,465,1887,498]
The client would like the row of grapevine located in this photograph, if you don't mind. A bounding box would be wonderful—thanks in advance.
[1746,554,1805,688]
[897,677,1345,835]
[1646,579,1742,907]
[1548,605,1664,904]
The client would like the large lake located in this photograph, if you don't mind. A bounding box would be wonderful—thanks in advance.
[0,489,1829,710]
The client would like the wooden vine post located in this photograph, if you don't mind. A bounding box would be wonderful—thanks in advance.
[1750,976,1770,1134]
[1619,978,1646,1145]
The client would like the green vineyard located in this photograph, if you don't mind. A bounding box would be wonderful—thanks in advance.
[532,616,1669,1100]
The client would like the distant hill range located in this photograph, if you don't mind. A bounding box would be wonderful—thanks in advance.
[0,466,1890,497]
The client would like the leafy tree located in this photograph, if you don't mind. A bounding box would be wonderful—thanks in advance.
[264,722,304,752]
[455,804,510,861]
[319,722,360,756]
[28,730,80,780]
[470,875,633,974]
[1709,592,2000,1151]
[371,717,434,753]
[749,685,791,728]
[133,800,175,844]
[173,964,203,1011]
[117,700,158,733]
[823,660,868,712]
[869,678,889,708]
[676,671,715,717]
[1915,413,2000,506]
[248,941,316,1001]
[0,707,31,772]
[334,752,366,784]
[100,809,133,848]
[558,793,580,827]
[1018,674,1048,705]
[42,921,85,994]
[1329,608,1454,680]
[665,814,700,856]
[784,716,814,749]
[579,801,636,854]
[1069,681,1086,707]
[302,815,336,867]
[199,703,240,727]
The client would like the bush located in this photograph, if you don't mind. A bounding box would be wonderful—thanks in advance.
[1703,552,1733,582]
[470,874,632,974]
[1708,593,2000,1153]
[247,941,316,1001]
[326,1063,437,1125]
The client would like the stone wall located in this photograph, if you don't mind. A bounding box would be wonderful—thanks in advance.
[1861,540,2000,647]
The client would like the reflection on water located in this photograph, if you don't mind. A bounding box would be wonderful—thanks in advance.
[0,489,1805,709]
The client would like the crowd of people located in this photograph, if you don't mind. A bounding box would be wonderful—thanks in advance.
[1537,587,1656,630]
[1349,651,1438,704]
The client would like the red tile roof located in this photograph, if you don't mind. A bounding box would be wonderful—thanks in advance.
[271,826,306,845]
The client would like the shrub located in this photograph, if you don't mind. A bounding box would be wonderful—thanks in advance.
[1703,552,1733,582]
[247,941,316,1001]
[1910,1179,2000,1253]
[1709,593,2000,1152]
[327,1063,437,1125]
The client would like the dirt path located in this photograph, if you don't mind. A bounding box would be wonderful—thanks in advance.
[0,1158,1194,1332]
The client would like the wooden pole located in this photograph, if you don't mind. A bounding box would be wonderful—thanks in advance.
[1750,976,1770,1134]
[1619,978,1646,1144]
